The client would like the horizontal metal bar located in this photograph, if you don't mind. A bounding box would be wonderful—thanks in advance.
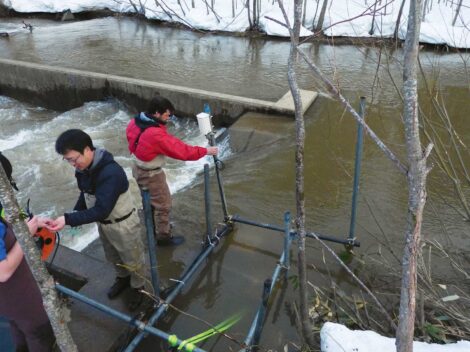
[231,215,360,247]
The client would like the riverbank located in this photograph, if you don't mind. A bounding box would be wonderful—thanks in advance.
[1,0,469,49]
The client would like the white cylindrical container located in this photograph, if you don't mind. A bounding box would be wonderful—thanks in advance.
[196,112,213,135]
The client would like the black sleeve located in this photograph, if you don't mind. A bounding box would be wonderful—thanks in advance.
[73,191,87,212]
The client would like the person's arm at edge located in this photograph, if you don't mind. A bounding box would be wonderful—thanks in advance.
[0,242,23,282]
[0,217,38,282]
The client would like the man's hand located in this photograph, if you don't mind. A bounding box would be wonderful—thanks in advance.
[206,147,218,156]
[26,216,39,235]
[37,217,55,231]
[48,216,66,232]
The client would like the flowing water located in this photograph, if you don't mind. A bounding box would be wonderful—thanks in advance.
[0,16,469,351]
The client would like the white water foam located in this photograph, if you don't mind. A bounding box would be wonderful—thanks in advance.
[0,129,32,150]
[0,96,232,252]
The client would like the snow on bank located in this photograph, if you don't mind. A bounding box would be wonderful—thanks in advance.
[1,0,469,48]
[321,322,470,352]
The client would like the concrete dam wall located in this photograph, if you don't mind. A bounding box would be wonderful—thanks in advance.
[0,58,317,125]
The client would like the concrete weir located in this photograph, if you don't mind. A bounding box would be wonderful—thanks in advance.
[0,58,317,123]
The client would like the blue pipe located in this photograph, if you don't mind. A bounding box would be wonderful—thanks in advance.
[241,213,293,351]
[251,279,272,348]
[231,215,360,247]
[209,133,229,220]
[142,189,159,296]
[125,224,232,351]
[348,97,366,242]
[55,284,206,352]
[204,164,212,240]
[283,211,291,267]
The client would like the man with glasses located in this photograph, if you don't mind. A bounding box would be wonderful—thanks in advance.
[48,129,147,311]
[126,96,218,246]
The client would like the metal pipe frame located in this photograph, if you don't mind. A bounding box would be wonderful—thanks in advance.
[125,223,233,351]
[204,164,212,240]
[231,215,360,247]
[241,212,293,351]
[348,97,366,242]
[55,284,207,352]
[209,133,229,220]
[141,189,160,296]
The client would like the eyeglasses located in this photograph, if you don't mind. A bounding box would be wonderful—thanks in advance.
[63,154,81,164]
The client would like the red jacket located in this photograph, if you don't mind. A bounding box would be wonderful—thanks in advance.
[126,118,207,162]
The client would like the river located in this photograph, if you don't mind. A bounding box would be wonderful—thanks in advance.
[0,16,469,351]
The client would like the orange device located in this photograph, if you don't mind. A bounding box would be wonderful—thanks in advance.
[34,227,57,261]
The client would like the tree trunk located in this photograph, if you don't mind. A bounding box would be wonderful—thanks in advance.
[452,0,463,26]
[253,0,257,29]
[369,0,378,35]
[302,0,307,27]
[0,168,78,352]
[394,0,407,41]
[278,0,316,347]
[315,0,328,33]
[396,0,432,351]
[247,0,253,30]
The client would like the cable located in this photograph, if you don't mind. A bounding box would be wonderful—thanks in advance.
[48,231,60,266]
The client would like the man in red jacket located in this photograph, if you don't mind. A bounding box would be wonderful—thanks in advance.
[126,96,218,246]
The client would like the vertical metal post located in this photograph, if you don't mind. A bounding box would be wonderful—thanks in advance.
[283,211,290,267]
[348,97,366,242]
[141,188,159,297]
[204,164,212,240]
[209,133,229,220]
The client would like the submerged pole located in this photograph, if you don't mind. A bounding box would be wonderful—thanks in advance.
[242,212,293,351]
[125,224,233,351]
[348,97,366,243]
[142,188,159,297]
[283,211,291,267]
[55,284,206,352]
[251,279,272,348]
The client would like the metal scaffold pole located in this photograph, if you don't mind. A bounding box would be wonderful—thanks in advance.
[142,188,159,296]
[348,97,366,244]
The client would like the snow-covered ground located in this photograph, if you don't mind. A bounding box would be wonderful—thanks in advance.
[1,0,469,48]
[321,323,470,352]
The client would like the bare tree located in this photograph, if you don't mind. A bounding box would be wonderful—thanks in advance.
[452,0,463,26]
[0,167,78,351]
[396,0,433,351]
[277,0,315,347]
[315,0,329,33]
[394,0,407,41]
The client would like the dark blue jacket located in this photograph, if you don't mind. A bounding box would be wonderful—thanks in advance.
[64,149,129,227]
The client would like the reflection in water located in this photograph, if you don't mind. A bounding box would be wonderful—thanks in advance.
[0,16,469,350]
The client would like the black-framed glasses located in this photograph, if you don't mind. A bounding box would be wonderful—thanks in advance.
[63,154,81,164]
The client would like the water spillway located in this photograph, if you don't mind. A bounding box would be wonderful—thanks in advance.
[0,58,317,124]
